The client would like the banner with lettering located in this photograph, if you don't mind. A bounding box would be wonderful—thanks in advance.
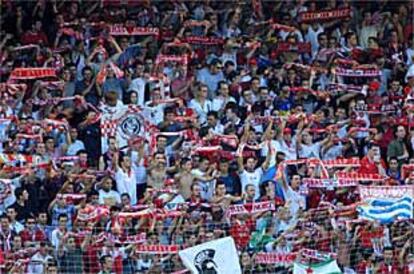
[358,185,414,199]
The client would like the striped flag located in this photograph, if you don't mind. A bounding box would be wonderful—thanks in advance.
[293,258,342,274]
[357,196,413,224]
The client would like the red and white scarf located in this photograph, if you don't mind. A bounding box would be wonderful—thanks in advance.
[38,80,65,90]
[226,201,275,217]
[0,179,12,203]
[183,20,210,28]
[134,245,179,254]
[60,28,84,40]
[12,44,39,52]
[299,8,351,22]
[327,83,366,94]
[276,42,311,54]
[109,25,159,36]
[155,54,189,65]
[96,62,124,85]
[181,36,224,45]
[0,83,27,94]
[255,252,297,264]
[56,193,86,203]
[335,67,381,77]
[401,164,414,179]
[336,171,386,182]
[77,205,110,222]
[301,248,337,261]
[302,178,358,188]
[114,233,146,244]
[9,68,57,80]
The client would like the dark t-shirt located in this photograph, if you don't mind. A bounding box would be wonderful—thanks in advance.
[12,202,33,222]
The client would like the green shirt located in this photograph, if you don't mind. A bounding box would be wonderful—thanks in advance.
[387,139,405,163]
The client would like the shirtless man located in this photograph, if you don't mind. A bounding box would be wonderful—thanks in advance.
[147,152,168,190]
[174,158,194,199]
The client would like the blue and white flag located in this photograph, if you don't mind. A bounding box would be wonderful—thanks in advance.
[357,196,413,224]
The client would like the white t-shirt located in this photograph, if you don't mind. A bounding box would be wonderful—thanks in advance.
[240,168,263,200]
[28,252,53,274]
[212,96,236,112]
[282,186,306,216]
[275,138,297,160]
[189,99,213,125]
[98,189,121,206]
[298,142,321,159]
[321,144,343,160]
[191,169,215,201]
[66,140,85,156]
[115,167,138,205]
[129,77,146,107]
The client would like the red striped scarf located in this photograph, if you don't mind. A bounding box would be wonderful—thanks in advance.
[301,248,337,261]
[299,8,351,22]
[336,171,386,181]
[302,178,358,188]
[226,201,275,217]
[155,54,189,65]
[109,25,159,36]
[135,245,179,254]
[181,36,224,45]
[335,67,381,77]
[0,179,12,203]
[255,252,297,264]
[327,83,366,94]
[60,28,84,40]
[9,68,57,80]
[284,63,328,74]
[0,83,27,94]
[276,42,311,54]
[401,164,414,179]
[114,233,147,244]
[12,44,39,51]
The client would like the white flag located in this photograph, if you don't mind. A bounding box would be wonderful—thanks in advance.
[179,237,241,274]
[293,259,342,274]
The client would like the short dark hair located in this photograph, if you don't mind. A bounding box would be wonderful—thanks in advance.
[58,214,68,221]
[164,107,175,116]
[14,187,24,200]
[215,180,226,189]
[82,66,93,75]
[121,193,130,200]
[207,111,218,119]
[317,32,327,41]
[345,31,356,44]
[100,254,111,265]
[367,141,380,150]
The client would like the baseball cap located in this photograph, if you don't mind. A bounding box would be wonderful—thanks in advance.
[283,128,292,135]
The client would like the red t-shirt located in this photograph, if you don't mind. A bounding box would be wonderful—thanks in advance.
[358,156,386,174]
[377,262,409,274]
[359,227,383,248]
[84,243,102,274]
[356,260,374,274]
[21,31,48,45]
[229,219,254,249]
[19,229,46,244]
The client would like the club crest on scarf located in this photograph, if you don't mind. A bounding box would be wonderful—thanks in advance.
[118,113,144,139]
[194,249,218,274]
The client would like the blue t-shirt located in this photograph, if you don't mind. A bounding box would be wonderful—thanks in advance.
[261,165,285,200]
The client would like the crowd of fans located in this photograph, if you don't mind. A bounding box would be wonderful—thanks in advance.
[0,0,414,273]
